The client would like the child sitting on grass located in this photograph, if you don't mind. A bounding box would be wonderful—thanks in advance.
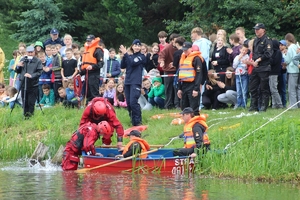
[66,80,81,108]
[39,84,55,107]
[2,86,22,109]
[58,81,81,108]
[114,82,127,108]
[99,85,105,97]
[103,78,116,105]
[148,77,165,109]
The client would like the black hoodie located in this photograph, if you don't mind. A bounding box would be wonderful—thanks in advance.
[269,40,282,75]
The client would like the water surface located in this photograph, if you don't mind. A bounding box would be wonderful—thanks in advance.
[0,161,299,200]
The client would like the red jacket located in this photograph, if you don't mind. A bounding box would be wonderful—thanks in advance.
[79,97,124,137]
[65,122,99,155]
[158,43,177,72]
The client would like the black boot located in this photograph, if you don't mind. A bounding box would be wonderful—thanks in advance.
[259,96,269,112]
[248,98,258,112]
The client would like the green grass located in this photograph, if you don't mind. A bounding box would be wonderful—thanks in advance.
[1,104,300,182]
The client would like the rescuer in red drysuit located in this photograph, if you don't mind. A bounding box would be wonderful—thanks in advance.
[62,121,112,170]
[79,97,124,149]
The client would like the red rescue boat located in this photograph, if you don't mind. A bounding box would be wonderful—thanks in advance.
[82,148,195,175]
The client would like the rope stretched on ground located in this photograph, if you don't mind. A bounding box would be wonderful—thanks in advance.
[224,100,300,151]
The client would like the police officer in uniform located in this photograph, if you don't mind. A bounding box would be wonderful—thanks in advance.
[249,23,273,112]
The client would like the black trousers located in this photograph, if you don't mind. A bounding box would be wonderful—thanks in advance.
[173,148,194,156]
[181,82,200,115]
[21,86,38,117]
[124,84,142,126]
[86,73,100,102]
[249,70,269,110]
[164,72,176,109]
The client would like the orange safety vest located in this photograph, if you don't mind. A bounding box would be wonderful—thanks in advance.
[81,37,103,70]
[122,138,151,159]
[178,51,204,82]
[183,115,210,148]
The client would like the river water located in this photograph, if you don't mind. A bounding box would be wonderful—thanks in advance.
[0,160,299,200]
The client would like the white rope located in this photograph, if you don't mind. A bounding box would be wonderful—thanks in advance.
[224,100,300,150]
[207,112,259,124]
[165,136,179,147]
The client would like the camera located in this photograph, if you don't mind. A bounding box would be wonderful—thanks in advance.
[23,56,29,63]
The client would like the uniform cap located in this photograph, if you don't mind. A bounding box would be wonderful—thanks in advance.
[253,23,266,30]
[50,28,59,34]
[181,42,193,51]
[86,35,95,42]
[180,107,194,114]
[132,39,141,45]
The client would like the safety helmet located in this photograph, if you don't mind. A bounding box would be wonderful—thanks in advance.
[93,101,106,116]
[97,121,112,136]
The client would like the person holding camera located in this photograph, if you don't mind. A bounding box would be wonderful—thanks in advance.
[15,46,43,118]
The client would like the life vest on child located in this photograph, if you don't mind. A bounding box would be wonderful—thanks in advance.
[178,51,204,82]
[183,115,210,148]
[122,138,151,159]
[81,37,103,70]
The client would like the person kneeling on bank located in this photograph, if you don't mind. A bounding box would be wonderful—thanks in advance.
[118,130,150,158]
[62,121,112,171]
[173,107,210,157]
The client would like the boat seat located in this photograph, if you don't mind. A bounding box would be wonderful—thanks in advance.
[147,155,164,159]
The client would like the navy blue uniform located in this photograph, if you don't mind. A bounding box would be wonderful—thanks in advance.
[121,52,146,126]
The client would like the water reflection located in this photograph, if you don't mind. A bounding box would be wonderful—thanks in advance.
[0,161,300,200]
[62,172,201,200]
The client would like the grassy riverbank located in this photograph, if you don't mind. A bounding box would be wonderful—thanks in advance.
[0,105,299,182]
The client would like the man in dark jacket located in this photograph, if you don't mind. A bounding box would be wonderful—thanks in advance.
[43,28,65,47]
[269,40,283,108]
[15,46,43,118]
[249,23,273,112]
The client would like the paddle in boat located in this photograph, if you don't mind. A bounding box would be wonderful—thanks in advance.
[81,147,195,175]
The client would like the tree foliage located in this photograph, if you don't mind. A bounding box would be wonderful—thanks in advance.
[165,0,300,40]
[1,0,299,49]
[10,0,73,43]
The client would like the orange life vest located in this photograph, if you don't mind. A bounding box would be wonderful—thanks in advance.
[183,115,210,148]
[81,37,103,70]
[122,138,151,159]
[178,51,204,82]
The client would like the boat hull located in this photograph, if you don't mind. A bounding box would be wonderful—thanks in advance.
[82,148,195,175]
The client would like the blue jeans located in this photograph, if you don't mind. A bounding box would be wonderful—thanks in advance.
[9,101,22,109]
[148,97,165,109]
[236,74,248,107]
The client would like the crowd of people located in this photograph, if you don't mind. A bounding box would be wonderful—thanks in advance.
[1,24,300,168]
[2,25,300,118]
